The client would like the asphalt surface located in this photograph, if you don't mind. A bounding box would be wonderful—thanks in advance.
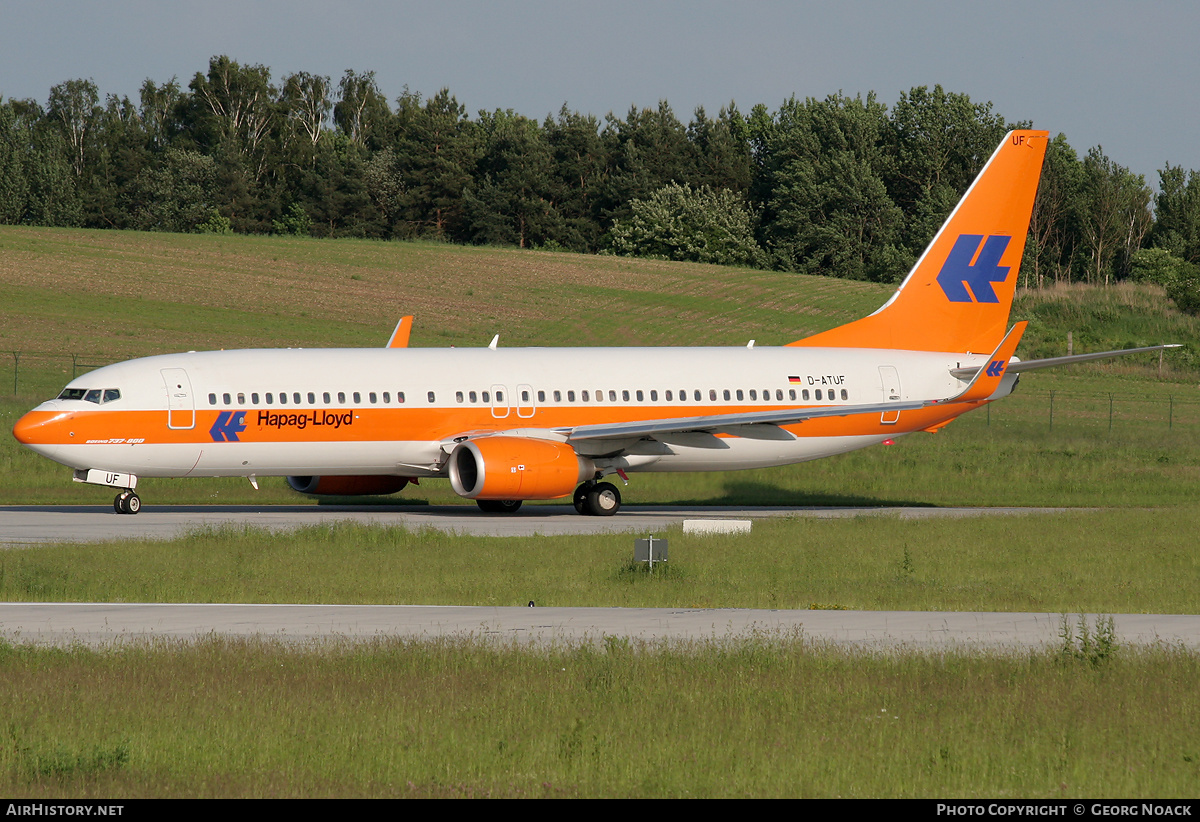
[0,503,1078,544]
[1,603,1195,651]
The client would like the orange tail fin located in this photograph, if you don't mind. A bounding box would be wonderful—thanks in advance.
[790,130,1049,354]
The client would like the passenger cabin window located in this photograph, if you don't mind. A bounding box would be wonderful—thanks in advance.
[649,390,656,401]
[208,393,217,405]
[383,392,391,403]
[693,390,701,402]
[841,389,848,400]
[397,392,406,403]
[223,393,231,405]
[279,393,288,404]
[567,391,575,402]
[456,391,464,403]
[237,393,245,405]
[323,392,331,404]
[553,390,561,402]
[427,391,436,403]
[252,393,260,404]
[266,393,274,404]
[369,392,377,404]
[338,392,346,403]
[353,392,361,404]
[469,391,478,403]
[307,392,316,404]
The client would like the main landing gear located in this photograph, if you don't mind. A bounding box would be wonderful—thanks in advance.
[113,490,141,515]
[573,481,621,517]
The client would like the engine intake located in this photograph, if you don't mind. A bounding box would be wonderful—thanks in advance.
[448,437,593,500]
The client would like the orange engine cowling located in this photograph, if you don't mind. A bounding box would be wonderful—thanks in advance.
[448,437,594,500]
[286,475,411,496]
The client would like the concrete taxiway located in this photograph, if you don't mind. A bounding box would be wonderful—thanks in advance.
[1,603,1196,651]
[0,503,1076,545]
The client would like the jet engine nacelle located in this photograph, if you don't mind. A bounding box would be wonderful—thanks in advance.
[448,436,594,500]
[286,475,410,496]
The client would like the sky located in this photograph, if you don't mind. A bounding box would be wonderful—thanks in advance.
[1,0,1196,186]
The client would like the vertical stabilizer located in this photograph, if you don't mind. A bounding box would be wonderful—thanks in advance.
[790,130,1049,353]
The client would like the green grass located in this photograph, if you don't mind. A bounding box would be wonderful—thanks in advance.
[3,511,1197,613]
[1,637,1197,798]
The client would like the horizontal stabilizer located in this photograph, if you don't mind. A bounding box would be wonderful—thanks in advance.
[944,322,1026,403]
[950,344,1182,380]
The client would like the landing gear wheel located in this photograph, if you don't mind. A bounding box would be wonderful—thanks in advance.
[476,499,523,514]
[114,491,141,515]
[573,484,590,515]
[585,482,621,517]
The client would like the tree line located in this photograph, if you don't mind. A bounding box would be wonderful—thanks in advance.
[3,55,1200,292]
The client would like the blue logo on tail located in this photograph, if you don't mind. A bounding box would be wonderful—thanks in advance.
[937,235,1011,303]
[985,360,1006,377]
[210,411,246,442]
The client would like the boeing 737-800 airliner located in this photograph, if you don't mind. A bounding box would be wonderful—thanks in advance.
[11,130,1175,515]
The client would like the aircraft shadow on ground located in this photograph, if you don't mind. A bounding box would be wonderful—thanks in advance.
[681,481,937,509]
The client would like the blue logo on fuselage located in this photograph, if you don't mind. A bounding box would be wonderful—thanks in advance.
[210,411,247,442]
[936,234,1011,303]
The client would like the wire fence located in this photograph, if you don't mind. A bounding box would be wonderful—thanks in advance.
[976,388,1200,431]
[6,351,115,397]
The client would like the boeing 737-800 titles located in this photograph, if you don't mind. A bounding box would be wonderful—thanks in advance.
[12,130,1176,515]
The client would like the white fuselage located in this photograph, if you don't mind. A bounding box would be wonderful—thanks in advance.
[17,344,1002,480]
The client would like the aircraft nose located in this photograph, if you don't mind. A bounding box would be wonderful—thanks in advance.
[12,408,73,445]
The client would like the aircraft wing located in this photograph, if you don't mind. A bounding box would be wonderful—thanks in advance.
[949,344,1181,380]
[562,398,932,443]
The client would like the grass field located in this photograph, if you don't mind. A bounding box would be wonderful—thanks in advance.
[2,510,1198,612]
[3,637,1198,798]
[4,225,1200,798]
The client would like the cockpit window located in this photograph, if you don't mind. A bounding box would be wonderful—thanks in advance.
[57,387,121,404]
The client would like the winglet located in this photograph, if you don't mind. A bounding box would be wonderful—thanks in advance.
[943,321,1027,403]
[386,316,413,349]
